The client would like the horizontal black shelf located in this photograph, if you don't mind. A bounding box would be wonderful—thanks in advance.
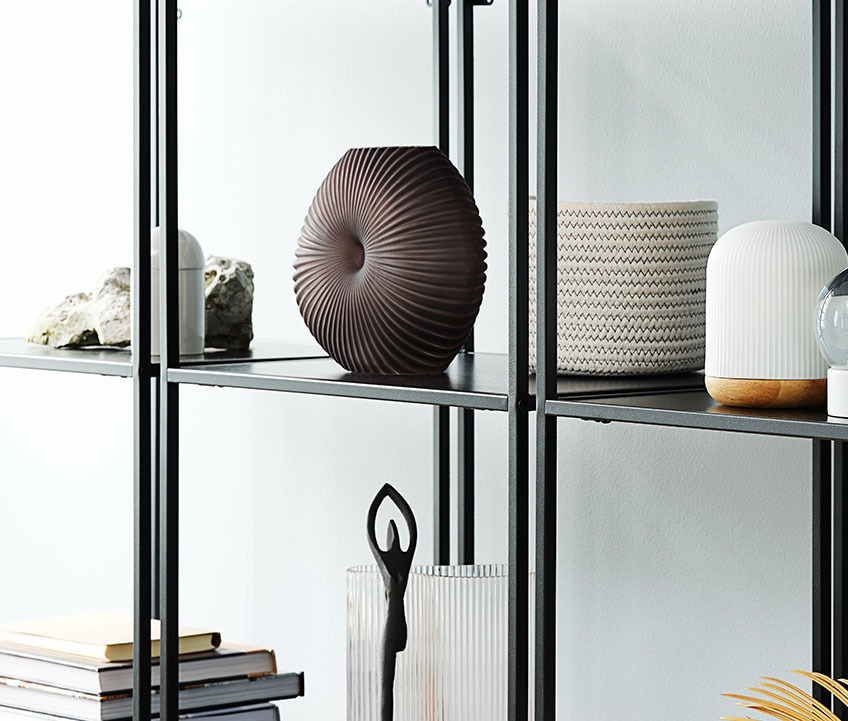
[168,352,510,410]
[0,339,325,378]
[547,390,848,441]
[0,336,710,411]
[181,341,326,367]
[546,369,706,400]
[168,352,708,411]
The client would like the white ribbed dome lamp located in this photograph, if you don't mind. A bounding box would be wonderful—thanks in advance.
[705,220,847,408]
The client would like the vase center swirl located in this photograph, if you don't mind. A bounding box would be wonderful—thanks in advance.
[347,235,366,272]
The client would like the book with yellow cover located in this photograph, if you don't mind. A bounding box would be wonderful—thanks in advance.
[0,614,221,663]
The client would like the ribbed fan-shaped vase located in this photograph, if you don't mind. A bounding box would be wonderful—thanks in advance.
[294,146,487,375]
[705,220,848,407]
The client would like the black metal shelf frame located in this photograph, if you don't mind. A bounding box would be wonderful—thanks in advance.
[547,392,848,443]
[532,2,848,720]
[816,0,837,702]
[0,3,709,703]
[128,2,714,716]
[168,354,510,411]
[433,0,452,567]
[141,1,525,721]
[132,4,153,721]
[508,2,530,720]
[21,3,841,718]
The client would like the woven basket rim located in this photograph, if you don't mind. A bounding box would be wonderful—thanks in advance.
[528,197,717,214]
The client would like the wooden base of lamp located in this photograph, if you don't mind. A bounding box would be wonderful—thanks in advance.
[705,376,827,409]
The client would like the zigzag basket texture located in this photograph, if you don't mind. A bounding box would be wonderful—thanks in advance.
[529,199,718,376]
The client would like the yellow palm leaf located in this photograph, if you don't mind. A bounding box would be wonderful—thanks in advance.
[793,670,848,709]
[723,671,846,721]
[757,678,837,721]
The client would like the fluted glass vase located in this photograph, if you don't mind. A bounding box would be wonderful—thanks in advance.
[347,564,509,721]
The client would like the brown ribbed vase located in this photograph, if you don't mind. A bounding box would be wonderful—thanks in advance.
[294,146,487,375]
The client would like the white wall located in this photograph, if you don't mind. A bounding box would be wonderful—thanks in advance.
[0,1,814,720]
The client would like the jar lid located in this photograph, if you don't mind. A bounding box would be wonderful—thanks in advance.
[151,228,205,270]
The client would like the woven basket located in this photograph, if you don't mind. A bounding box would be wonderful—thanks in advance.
[529,199,718,375]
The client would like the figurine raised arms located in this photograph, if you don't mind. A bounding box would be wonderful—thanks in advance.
[366,483,418,721]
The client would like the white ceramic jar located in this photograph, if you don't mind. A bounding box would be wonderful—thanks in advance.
[150,227,205,356]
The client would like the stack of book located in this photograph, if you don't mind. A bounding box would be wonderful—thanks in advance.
[0,613,304,721]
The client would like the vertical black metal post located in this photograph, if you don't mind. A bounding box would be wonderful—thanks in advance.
[834,443,847,719]
[836,0,846,241]
[457,410,475,564]
[433,0,450,155]
[457,0,474,195]
[152,377,161,619]
[457,0,476,565]
[535,1,558,720]
[835,6,848,713]
[813,0,831,232]
[508,1,530,720]
[813,440,833,710]
[151,0,161,621]
[812,2,833,710]
[433,407,451,564]
[158,1,179,720]
[432,0,451,566]
[154,0,160,230]
[132,2,153,720]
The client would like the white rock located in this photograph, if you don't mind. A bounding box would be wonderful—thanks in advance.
[25,292,98,348]
[91,267,131,347]
[25,267,131,349]
[26,257,254,351]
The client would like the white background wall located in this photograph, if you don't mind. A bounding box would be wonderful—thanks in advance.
[0,1,813,720]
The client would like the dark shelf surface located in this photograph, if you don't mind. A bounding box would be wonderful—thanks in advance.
[168,352,709,411]
[547,389,848,441]
[546,370,706,400]
[0,336,710,411]
[0,339,325,378]
[168,352,510,410]
[179,340,326,366]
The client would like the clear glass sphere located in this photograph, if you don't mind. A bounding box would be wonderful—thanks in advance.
[816,267,848,369]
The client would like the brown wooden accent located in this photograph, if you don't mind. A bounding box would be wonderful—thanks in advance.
[706,376,827,409]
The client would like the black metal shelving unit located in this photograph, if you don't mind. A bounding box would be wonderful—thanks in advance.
[4,3,843,721]
[151,1,530,719]
[531,2,848,720]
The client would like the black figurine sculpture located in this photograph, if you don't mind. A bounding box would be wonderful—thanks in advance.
[366,484,418,721]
